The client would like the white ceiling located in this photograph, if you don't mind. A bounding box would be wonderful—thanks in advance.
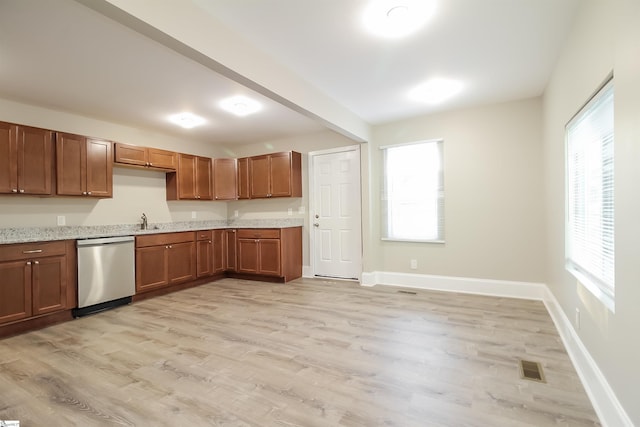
[0,0,580,144]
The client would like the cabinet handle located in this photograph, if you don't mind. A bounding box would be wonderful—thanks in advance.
[19,189,25,193]
[11,189,18,193]
[34,261,39,264]
[26,261,31,265]
[22,249,43,254]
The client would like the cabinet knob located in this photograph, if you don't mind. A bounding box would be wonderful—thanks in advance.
[11,189,18,193]
[87,191,92,195]
[255,239,259,243]
[149,163,153,166]
[19,189,25,193]
[26,261,31,265]
[165,245,169,249]
[209,240,212,244]
[34,261,39,265]
[169,245,173,249]
[82,191,87,195]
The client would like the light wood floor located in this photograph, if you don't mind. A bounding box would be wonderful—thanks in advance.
[0,278,600,426]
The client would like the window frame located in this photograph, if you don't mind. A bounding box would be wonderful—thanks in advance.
[565,76,615,312]
[380,139,445,243]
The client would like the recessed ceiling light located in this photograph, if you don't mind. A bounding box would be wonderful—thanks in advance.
[168,112,206,129]
[363,0,436,39]
[408,78,464,104]
[220,95,262,117]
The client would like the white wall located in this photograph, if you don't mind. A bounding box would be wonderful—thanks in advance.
[367,98,545,283]
[542,0,640,423]
[0,98,228,227]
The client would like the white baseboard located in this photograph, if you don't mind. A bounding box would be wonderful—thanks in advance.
[302,265,313,278]
[542,289,633,427]
[361,270,632,427]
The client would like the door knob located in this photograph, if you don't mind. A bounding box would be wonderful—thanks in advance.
[313,223,319,227]
[315,214,319,219]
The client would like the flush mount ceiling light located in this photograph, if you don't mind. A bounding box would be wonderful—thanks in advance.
[219,95,262,117]
[408,78,464,104]
[168,112,206,129]
[362,0,436,38]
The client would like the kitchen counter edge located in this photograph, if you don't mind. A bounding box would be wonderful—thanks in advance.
[0,219,305,245]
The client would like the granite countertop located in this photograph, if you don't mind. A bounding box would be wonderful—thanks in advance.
[0,218,305,244]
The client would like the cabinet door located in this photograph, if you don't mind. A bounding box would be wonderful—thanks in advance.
[148,148,177,170]
[0,122,18,194]
[212,230,225,273]
[258,239,282,276]
[196,239,213,278]
[136,245,168,293]
[114,143,148,166]
[56,132,86,196]
[237,157,250,199]
[249,155,270,198]
[85,139,113,198]
[196,156,213,200]
[237,239,259,274]
[16,125,53,195]
[177,154,197,199]
[213,158,237,200]
[269,152,293,197]
[225,229,237,272]
[0,260,32,324]
[167,241,196,284]
[32,256,66,316]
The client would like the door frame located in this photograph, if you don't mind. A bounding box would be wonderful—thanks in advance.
[308,145,362,280]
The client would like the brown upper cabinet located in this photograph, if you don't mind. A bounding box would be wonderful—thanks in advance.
[56,133,113,198]
[166,153,213,200]
[0,121,54,196]
[114,143,177,171]
[249,151,302,199]
[213,158,237,200]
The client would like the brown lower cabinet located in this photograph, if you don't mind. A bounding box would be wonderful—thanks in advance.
[236,227,302,282]
[0,240,75,328]
[135,232,196,293]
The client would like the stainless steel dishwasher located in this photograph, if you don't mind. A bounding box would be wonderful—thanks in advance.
[74,235,135,317]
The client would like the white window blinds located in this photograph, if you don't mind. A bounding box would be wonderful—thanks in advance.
[566,78,614,310]
[381,140,444,242]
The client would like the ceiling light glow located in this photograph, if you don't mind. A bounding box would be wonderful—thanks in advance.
[408,78,464,104]
[220,95,262,117]
[168,112,206,129]
[363,0,436,38]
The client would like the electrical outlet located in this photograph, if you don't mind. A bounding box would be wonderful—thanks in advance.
[191,211,197,219]
[298,206,305,214]
[575,308,580,330]
[288,208,293,216]
[57,215,66,226]
[410,259,417,269]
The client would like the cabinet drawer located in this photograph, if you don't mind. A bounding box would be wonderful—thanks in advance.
[136,231,196,248]
[237,229,280,239]
[196,230,212,241]
[0,241,67,261]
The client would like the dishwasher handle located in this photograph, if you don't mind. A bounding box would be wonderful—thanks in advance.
[77,235,135,247]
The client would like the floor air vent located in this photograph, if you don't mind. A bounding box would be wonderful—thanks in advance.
[397,290,417,295]
[520,360,546,383]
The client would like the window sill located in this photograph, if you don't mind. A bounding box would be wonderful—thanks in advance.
[566,265,615,313]
[381,238,445,244]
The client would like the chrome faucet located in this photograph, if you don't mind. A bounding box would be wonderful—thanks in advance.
[141,213,148,230]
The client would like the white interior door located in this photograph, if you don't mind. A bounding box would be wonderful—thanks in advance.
[310,146,361,280]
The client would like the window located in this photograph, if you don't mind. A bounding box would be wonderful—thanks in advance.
[566,77,614,311]
[381,139,444,242]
